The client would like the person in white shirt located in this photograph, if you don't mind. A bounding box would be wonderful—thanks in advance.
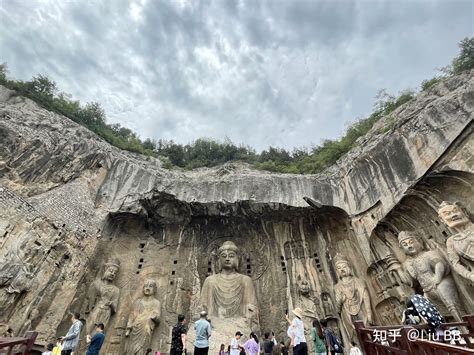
[230,331,243,355]
[349,341,362,355]
[285,308,307,355]
[42,343,54,355]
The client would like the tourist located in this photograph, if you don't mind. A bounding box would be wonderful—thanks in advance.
[320,319,343,355]
[286,308,307,355]
[171,314,188,355]
[60,312,82,355]
[402,298,422,325]
[349,341,362,355]
[194,311,211,355]
[243,332,260,355]
[263,331,277,355]
[52,338,62,355]
[311,319,327,355]
[280,341,289,355]
[42,343,54,355]
[219,344,226,355]
[230,331,243,355]
[86,323,105,355]
[226,345,231,355]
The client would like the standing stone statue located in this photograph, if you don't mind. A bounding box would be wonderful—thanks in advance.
[398,231,465,321]
[321,292,335,318]
[85,258,121,333]
[438,201,474,285]
[200,241,258,325]
[296,278,319,353]
[296,278,319,319]
[333,253,373,341]
[125,279,161,355]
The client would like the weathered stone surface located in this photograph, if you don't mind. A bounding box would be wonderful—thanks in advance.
[0,71,473,353]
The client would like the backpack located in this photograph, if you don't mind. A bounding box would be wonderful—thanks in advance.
[325,329,344,352]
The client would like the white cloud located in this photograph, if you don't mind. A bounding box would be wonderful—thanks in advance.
[0,0,472,151]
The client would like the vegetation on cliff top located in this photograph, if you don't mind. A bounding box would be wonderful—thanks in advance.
[0,38,473,174]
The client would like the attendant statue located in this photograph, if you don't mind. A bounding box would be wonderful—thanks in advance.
[125,279,161,355]
[296,278,319,319]
[296,278,319,353]
[199,241,258,326]
[398,231,464,321]
[438,201,474,285]
[85,258,121,333]
[333,254,372,341]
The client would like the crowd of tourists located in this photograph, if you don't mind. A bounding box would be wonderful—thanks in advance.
[171,309,362,355]
[42,308,362,355]
[41,312,105,355]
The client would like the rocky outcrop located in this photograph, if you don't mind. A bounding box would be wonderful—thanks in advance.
[0,71,472,353]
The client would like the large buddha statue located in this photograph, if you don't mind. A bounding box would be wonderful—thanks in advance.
[398,231,464,321]
[438,201,474,286]
[333,253,372,342]
[199,241,258,325]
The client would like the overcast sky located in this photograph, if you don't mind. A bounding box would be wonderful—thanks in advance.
[1,0,472,151]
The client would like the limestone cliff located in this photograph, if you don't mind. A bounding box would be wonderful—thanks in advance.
[0,71,472,353]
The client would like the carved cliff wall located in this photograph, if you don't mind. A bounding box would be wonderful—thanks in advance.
[0,70,472,353]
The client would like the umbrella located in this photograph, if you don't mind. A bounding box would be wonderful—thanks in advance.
[409,294,444,328]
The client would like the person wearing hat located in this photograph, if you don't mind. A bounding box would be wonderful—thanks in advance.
[285,308,307,355]
[194,311,212,355]
[230,331,243,355]
[86,323,105,355]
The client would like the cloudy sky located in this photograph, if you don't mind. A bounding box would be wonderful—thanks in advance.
[0,0,472,151]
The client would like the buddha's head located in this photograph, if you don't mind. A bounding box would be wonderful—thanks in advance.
[334,254,353,279]
[398,231,423,256]
[103,258,120,281]
[298,279,311,295]
[143,279,157,296]
[217,241,240,272]
[438,201,470,230]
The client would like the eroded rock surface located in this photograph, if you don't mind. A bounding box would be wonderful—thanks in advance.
[0,71,473,353]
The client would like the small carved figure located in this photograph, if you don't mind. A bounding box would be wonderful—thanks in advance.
[85,258,121,333]
[438,201,474,285]
[333,253,372,341]
[200,241,258,326]
[125,279,161,355]
[321,292,335,318]
[398,231,465,321]
[0,238,41,318]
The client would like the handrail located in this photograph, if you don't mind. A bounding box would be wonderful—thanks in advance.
[0,331,38,355]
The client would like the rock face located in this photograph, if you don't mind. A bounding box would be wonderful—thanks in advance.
[0,71,473,353]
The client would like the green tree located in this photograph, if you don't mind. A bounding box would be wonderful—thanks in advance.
[452,37,474,74]
[0,62,7,84]
[31,74,57,97]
